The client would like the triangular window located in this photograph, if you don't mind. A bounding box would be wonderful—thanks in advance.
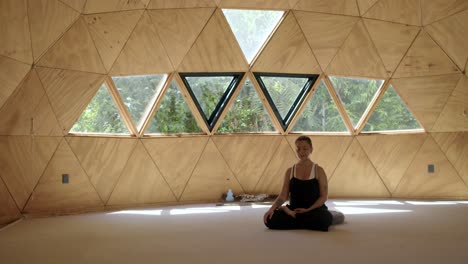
[222,9,284,63]
[329,76,384,128]
[70,83,129,134]
[253,73,319,130]
[292,80,348,133]
[145,81,203,134]
[111,74,167,130]
[217,78,277,133]
[363,85,423,132]
[180,73,244,131]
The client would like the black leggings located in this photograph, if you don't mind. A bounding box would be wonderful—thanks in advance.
[265,207,333,232]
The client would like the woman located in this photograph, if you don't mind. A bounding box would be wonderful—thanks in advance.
[263,136,333,231]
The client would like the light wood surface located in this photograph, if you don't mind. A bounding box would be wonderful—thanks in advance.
[148,8,214,70]
[329,138,391,197]
[32,95,63,136]
[364,0,421,26]
[37,17,106,74]
[432,132,468,185]
[107,141,177,205]
[59,0,86,12]
[0,0,32,64]
[36,67,106,134]
[148,0,215,9]
[432,75,468,131]
[357,134,427,193]
[28,0,80,62]
[326,20,388,79]
[394,135,468,198]
[84,10,143,72]
[393,30,459,78]
[425,10,468,71]
[84,0,150,14]
[110,12,173,75]
[219,0,290,9]
[0,175,21,225]
[357,0,379,15]
[293,0,359,16]
[180,139,243,201]
[24,139,103,212]
[0,56,31,110]
[142,137,209,199]
[294,11,358,71]
[67,137,138,203]
[178,9,248,72]
[421,0,468,25]
[252,12,320,74]
[363,19,420,75]
[392,74,462,131]
[212,135,282,193]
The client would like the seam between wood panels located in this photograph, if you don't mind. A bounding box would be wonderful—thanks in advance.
[424,5,468,26]
[326,135,354,183]
[360,0,381,17]
[424,26,465,73]
[80,14,109,74]
[0,147,23,214]
[252,136,287,192]
[145,10,176,71]
[210,137,245,194]
[389,27,422,79]
[430,74,464,132]
[361,18,392,79]
[25,0,34,64]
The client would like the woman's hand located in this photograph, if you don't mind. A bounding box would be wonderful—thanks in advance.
[294,208,310,214]
[283,207,296,218]
[263,208,275,223]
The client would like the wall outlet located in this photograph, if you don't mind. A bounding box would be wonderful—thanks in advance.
[428,164,435,173]
[62,174,69,184]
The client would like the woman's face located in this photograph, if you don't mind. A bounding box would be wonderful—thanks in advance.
[296,140,312,161]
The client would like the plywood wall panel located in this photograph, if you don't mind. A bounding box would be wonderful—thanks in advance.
[0,56,31,110]
[107,141,176,205]
[358,134,427,193]
[67,137,137,203]
[212,136,282,193]
[24,139,103,212]
[142,137,209,200]
[148,0,215,9]
[148,8,214,69]
[178,9,248,72]
[295,11,358,71]
[294,0,359,16]
[84,0,150,14]
[357,0,379,15]
[364,0,421,26]
[84,11,143,72]
[393,31,460,78]
[433,132,468,185]
[180,139,243,201]
[37,18,106,74]
[326,20,388,78]
[28,0,80,62]
[421,0,468,25]
[433,75,468,131]
[32,96,63,136]
[254,138,297,195]
[59,0,87,12]
[110,12,173,75]
[364,19,420,75]
[0,177,21,226]
[392,74,462,131]
[394,136,468,198]
[219,0,289,9]
[426,10,468,71]
[36,67,105,134]
[329,139,390,197]
[0,0,32,64]
[252,13,321,74]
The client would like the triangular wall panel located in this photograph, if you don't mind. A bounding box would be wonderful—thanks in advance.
[148,0,215,9]
[110,12,173,75]
[0,176,21,226]
[326,20,388,78]
[32,95,63,136]
[36,67,105,134]
[357,134,427,193]
[364,19,420,75]
[107,141,176,205]
[24,139,103,212]
[393,31,459,78]
[0,56,31,110]
[180,139,243,202]
[143,137,209,199]
[329,139,391,197]
[357,0,379,15]
[59,0,87,12]
[433,132,468,185]
[212,136,282,193]
[0,0,32,64]
[392,74,462,131]
[394,135,468,198]
[28,0,80,62]
[295,11,358,71]
[421,0,468,25]
[253,12,320,74]
[67,137,137,203]
[84,10,143,72]
[148,8,214,69]
[37,17,107,74]
[364,0,421,26]
[178,9,248,72]
[293,0,360,16]
[84,0,150,14]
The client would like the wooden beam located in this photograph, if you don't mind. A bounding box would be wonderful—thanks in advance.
[105,77,138,136]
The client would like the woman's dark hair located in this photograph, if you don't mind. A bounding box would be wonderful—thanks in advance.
[295,136,313,148]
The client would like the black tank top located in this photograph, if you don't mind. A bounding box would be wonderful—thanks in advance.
[289,164,326,210]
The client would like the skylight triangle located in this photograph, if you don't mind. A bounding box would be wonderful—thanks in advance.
[292,80,348,132]
[217,78,277,133]
[70,83,129,134]
[181,73,244,131]
[145,80,203,134]
[363,85,423,132]
[329,76,384,128]
[222,9,284,63]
